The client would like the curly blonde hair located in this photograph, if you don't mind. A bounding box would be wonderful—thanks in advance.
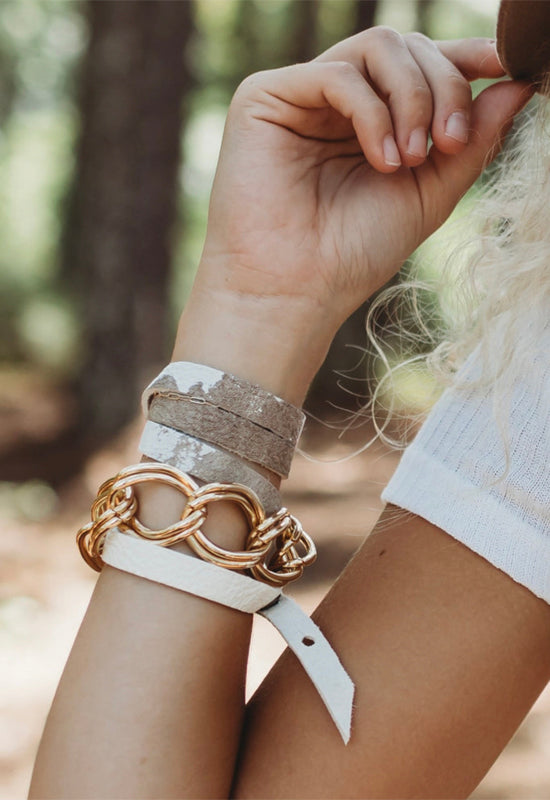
[364,82,550,456]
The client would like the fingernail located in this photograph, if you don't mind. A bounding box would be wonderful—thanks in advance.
[407,127,427,158]
[445,111,469,143]
[383,134,401,166]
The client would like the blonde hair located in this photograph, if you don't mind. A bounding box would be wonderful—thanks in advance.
[365,83,550,455]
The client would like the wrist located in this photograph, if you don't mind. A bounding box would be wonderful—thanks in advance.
[172,283,337,406]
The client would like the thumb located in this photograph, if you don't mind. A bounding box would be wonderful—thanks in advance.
[417,79,534,234]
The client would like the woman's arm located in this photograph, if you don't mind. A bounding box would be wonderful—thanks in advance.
[29,277,331,800]
[235,506,550,798]
[28,405,255,799]
[235,330,550,798]
[29,312,315,800]
[29,29,532,800]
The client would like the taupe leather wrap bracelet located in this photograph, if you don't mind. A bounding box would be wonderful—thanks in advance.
[141,362,306,478]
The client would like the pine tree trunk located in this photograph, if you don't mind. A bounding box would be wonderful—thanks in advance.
[287,0,320,63]
[67,0,193,442]
[355,0,379,32]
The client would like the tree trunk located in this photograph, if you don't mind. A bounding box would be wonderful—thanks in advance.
[355,0,379,33]
[67,0,193,443]
[230,0,263,84]
[287,0,320,64]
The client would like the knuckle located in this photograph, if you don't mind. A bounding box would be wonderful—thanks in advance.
[367,25,404,48]
[445,70,472,101]
[361,97,392,130]
[408,82,432,105]
[404,31,435,49]
[233,70,269,100]
[328,60,361,81]
[391,77,432,117]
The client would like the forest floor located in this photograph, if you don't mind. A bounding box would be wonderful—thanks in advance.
[1,374,550,798]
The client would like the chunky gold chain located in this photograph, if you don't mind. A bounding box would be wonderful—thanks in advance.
[77,462,316,586]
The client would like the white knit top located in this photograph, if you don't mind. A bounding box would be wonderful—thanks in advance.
[381,347,550,604]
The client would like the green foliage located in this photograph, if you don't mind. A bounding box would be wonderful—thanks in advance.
[0,1,84,371]
[317,0,357,51]
[428,0,496,39]
[0,1,83,114]
[193,0,308,92]
[0,0,503,405]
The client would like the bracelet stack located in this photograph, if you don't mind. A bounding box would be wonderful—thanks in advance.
[138,362,306,515]
[77,461,316,587]
[139,421,282,514]
[140,361,305,480]
[76,360,354,744]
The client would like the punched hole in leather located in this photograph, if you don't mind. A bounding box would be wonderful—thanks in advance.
[102,529,355,744]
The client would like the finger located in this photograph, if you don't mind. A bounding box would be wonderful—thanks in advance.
[415,80,533,237]
[237,61,403,173]
[405,32,474,155]
[436,37,506,81]
[316,30,504,82]
[316,28,433,166]
[357,28,434,167]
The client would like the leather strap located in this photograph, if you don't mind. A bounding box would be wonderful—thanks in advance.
[102,529,354,744]
[260,596,355,744]
[139,421,282,514]
[142,362,305,444]
[148,395,294,477]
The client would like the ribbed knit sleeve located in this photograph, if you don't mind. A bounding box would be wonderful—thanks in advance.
[381,349,550,604]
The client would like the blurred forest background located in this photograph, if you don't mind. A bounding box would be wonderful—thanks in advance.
[7,2,550,799]
[0,0,500,496]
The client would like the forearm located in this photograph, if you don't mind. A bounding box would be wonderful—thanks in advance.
[174,282,337,407]
[29,290,320,800]
[30,484,251,799]
[29,26,532,798]
[235,506,550,799]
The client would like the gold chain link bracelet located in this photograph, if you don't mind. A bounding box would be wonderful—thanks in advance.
[77,462,316,587]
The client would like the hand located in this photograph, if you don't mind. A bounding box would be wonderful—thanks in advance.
[196,29,530,315]
[176,28,532,403]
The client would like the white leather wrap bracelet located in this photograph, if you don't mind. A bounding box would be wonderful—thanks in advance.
[139,420,283,515]
[102,529,355,744]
